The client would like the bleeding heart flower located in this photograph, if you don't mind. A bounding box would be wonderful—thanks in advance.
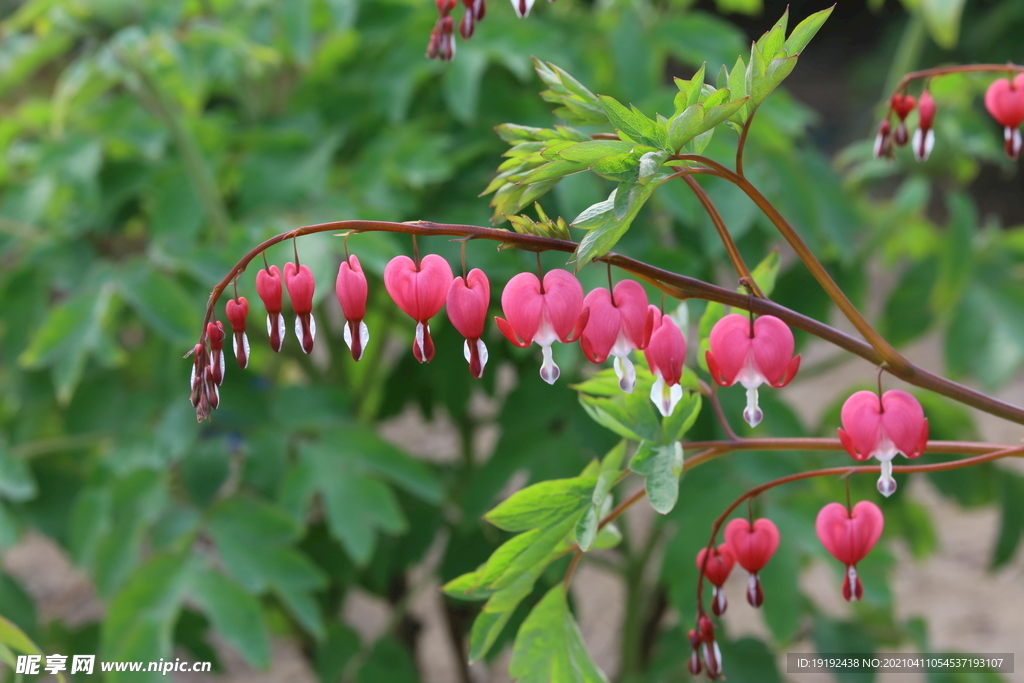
[511,0,534,18]
[696,544,736,616]
[579,280,652,393]
[697,615,721,679]
[447,268,490,378]
[189,343,218,420]
[336,255,369,361]
[643,306,687,417]
[706,313,800,428]
[816,501,884,602]
[838,389,928,497]
[913,90,936,162]
[890,93,916,146]
[385,254,454,363]
[225,297,249,370]
[495,269,588,384]
[256,265,285,353]
[724,517,780,608]
[206,321,226,386]
[284,263,316,355]
[687,629,702,676]
[984,74,1024,159]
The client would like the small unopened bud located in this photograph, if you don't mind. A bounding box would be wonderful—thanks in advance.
[873,119,892,159]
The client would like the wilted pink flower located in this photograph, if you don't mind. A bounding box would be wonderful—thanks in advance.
[336,255,369,361]
[447,268,490,378]
[384,254,454,363]
[838,389,928,497]
[816,501,884,602]
[984,74,1024,159]
[643,306,686,417]
[723,517,780,608]
[256,265,285,353]
[495,269,588,385]
[706,313,800,428]
[284,263,316,355]
[579,280,652,393]
[225,297,249,370]
[206,321,225,386]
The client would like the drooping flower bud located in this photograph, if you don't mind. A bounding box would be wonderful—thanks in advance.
[984,74,1024,159]
[643,306,687,417]
[206,321,226,386]
[225,297,250,370]
[336,255,369,361]
[284,263,316,355]
[385,254,454,363]
[913,90,936,162]
[724,517,780,608]
[837,389,928,497]
[816,501,884,602]
[697,615,721,679]
[256,265,285,353]
[687,629,702,676]
[696,544,736,616]
[706,313,800,428]
[495,269,588,384]
[579,280,652,393]
[447,268,490,379]
[873,119,892,159]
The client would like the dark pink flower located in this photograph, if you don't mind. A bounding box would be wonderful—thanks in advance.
[447,268,490,378]
[495,270,588,384]
[579,280,652,393]
[284,263,316,355]
[643,306,686,417]
[696,544,736,616]
[256,265,285,353]
[890,93,916,147]
[225,297,249,370]
[706,313,800,428]
[913,90,936,162]
[984,74,1024,159]
[724,517,780,608]
[336,255,369,361]
[816,501,884,602]
[838,390,928,497]
[384,254,453,363]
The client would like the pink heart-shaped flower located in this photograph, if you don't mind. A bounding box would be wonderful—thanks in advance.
[723,517,779,574]
[816,501,884,567]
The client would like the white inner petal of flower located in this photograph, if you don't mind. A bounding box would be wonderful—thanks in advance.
[539,344,560,384]
[743,386,763,428]
[533,308,558,346]
[650,373,682,417]
[309,313,316,341]
[877,459,898,497]
[275,313,286,344]
[736,348,767,389]
[415,322,428,359]
[613,354,636,394]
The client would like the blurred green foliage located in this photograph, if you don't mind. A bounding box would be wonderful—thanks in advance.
[1,0,1023,681]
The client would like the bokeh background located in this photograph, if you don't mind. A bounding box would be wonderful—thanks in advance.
[1,0,1023,681]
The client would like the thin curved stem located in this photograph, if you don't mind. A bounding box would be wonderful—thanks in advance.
[681,437,1011,457]
[681,175,763,297]
[694,443,1024,616]
[889,63,1024,100]
[194,220,1024,425]
[735,105,758,178]
[698,380,739,442]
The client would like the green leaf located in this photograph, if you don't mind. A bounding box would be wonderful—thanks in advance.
[748,250,781,297]
[579,393,661,443]
[782,6,835,55]
[119,265,198,345]
[485,477,597,532]
[533,59,607,126]
[551,140,636,162]
[992,471,1024,568]
[756,9,788,60]
[509,585,608,683]
[102,553,189,681]
[598,96,669,150]
[0,614,40,656]
[629,442,684,514]
[663,393,702,443]
[520,160,589,184]
[572,180,662,269]
[188,565,270,669]
[0,439,37,502]
[921,0,966,49]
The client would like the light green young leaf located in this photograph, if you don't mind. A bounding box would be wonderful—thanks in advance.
[782,5,835,55]
[756,8,788,60]
[572,180,663,269]
[921,0,966,49]
[485,477,597,532]
[598,96,670,150]
[0,614,40,656]
[509,585,609,683]
[533,59,607,126]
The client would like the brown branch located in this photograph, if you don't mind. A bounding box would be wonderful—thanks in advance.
[889,63,1024,98]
